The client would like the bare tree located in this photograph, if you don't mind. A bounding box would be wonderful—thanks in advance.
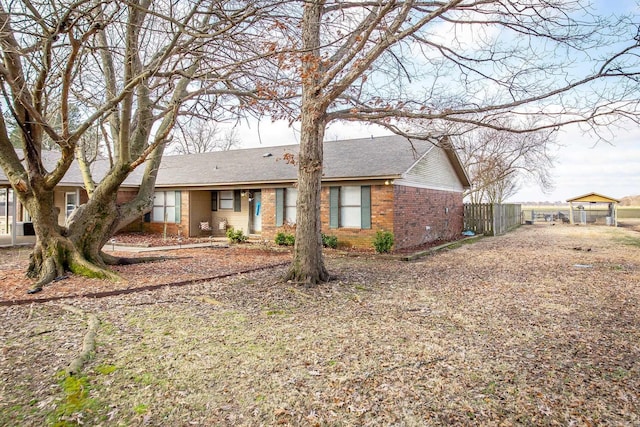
[453,126,555,204]
[261,1,640,284]
[0,0,272,292]
[170,120,240,154]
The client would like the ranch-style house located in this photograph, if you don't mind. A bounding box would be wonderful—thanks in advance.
[1,135,471,250]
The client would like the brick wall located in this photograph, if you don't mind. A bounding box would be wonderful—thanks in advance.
[261,188,278,239]
[262,184,394,249]
[320,185,395,248]
[393,186,464,249]
[133,184,463,251]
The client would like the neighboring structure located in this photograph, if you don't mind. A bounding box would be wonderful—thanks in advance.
[567,192,619,226]
[0,135,471,249]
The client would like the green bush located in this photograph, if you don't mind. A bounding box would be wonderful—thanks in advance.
[226,227,247,243]
[275,232,295,246]
[373,230,394,253]
[285,233,295,246]
[274,232,287,245]
[322,233,338,249]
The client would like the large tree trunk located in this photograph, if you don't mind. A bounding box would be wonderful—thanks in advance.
[285,0,330,284]
[24,187,121,294]
[286,112,330,284]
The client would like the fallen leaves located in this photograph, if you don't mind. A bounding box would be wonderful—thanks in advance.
[0,243,291,303]
[1,224,640,425]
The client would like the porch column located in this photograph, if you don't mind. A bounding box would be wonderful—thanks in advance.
[11,188,16,246]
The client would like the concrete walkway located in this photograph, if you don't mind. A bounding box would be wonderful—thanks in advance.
[102,240,230,253]
[0,235,232,252]
[1,235,265,251]
[0,235,36,248]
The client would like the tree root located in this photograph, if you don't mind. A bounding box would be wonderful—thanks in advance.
[285,265,331,285]
[60,304,100,376]
[69,251,120,282]
[27,258,59,294]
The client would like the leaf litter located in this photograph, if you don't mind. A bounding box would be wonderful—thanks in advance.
[1,224,640,425]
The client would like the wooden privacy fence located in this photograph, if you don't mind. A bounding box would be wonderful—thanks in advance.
[464,203,522,236]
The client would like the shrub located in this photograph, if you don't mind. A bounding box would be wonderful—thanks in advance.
[274,232,287,245]
[322,233,338,249]
[275,232,295,246]
[373,230,394,253]
[285,233,295,246]
[226,227,247,243]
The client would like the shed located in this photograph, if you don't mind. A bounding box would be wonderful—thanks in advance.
[567,192,619,226]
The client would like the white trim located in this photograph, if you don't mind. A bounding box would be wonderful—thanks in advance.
[394,178,464,193]
[65,190,80,219]
[11,188,16,245]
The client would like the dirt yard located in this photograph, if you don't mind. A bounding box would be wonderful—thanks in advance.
[1,224,639,426]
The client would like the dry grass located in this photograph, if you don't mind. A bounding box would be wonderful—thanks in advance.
[1,224,640,426]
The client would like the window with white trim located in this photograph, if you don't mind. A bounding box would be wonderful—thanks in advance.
[285,188,297,224]
[219,190,234,210]
[339,186,361,228]
[65,192,78,219]
[329,185,371,229]
[152,191,180,223]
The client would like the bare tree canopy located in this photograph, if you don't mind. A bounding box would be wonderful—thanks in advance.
[170,119,240,154]
[0,0,276,291]
[454,126,556,204]
[260,0,640,284]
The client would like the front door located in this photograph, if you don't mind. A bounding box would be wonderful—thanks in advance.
[250,191,262,234]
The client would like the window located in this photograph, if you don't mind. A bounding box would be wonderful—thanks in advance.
[275,187,297,226]
[285,188,297,224]
[339,186,361,228]
[330,186,371,229]
[219,191,234,210]
[65,192,78,219]
[216,190,241,212]
[152,191,181,223]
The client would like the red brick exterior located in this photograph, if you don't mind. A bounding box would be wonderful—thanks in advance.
[131,184,464,251]
[393,186,464,249]
[259,184,395,249]
[260,188,278,239]
[319,184,394,248]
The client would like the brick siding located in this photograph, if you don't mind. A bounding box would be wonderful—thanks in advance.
[260,188,278,238]
[261,184,395,250]
[393,186,464,249]
[134,184,464,251]
[117,189,145,233]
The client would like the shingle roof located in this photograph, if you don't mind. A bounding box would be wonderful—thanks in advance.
[0,150,142,187]
[155,135,440,186]
[1,135,469,188]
